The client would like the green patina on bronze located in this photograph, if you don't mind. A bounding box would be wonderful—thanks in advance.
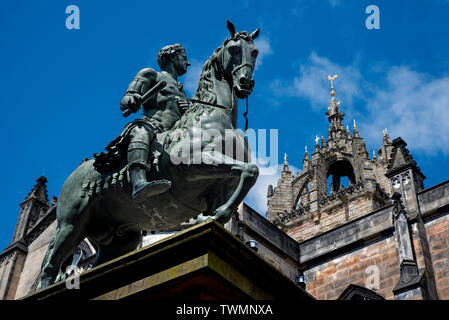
[37,21,260,290]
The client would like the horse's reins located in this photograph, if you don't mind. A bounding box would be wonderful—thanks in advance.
[183,96,249,132]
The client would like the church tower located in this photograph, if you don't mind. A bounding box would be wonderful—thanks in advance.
[265,74,446,300]
[11,176,50,242]
[0,176,53,299]
[267,74,390,241]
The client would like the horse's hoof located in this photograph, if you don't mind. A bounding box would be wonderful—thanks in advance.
[212,208,232,225]
[37,278,51,291]
[195,214,212,224]
[133,180,172,201]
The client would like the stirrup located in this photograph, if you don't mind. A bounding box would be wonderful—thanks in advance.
[132,179,172,200]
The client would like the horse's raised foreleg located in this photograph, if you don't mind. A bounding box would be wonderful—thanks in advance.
[211,162,258,223]
[184,152,258,224]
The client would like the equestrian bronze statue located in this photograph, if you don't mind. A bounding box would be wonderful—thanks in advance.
[37,21,260,290]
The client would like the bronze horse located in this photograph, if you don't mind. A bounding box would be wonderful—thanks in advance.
[37,21,260,289]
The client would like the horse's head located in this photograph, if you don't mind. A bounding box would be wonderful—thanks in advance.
[220,20,260,99]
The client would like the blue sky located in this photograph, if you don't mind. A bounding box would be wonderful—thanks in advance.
[1,0,449,251]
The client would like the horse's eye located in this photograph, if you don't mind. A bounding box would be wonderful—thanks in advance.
[252,50,259,58]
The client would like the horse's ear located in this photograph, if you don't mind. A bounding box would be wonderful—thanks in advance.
[227,20,236,37]
[250,28,260,40]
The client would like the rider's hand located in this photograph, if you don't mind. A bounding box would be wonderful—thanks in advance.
[176,96,190,114]
[120,93,142,113]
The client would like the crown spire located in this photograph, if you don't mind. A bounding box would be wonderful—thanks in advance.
[283,153,289,172]
[326,75,344,122]
[328,74,338,97]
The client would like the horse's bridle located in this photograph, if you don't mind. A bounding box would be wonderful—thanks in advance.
[219,39,255,82]
[223,41,254,132]
[184,39,253,131]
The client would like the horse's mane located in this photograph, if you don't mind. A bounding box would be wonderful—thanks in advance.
[165,32,254,145]
[182,46,223,121]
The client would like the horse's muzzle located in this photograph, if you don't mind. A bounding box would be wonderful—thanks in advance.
[233,65,254,98]
[235,77,254,98]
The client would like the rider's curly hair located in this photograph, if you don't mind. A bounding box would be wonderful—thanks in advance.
[157,43,185,70]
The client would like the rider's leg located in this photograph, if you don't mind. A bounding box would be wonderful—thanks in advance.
[128,126,151,196]
[128,126,171,200]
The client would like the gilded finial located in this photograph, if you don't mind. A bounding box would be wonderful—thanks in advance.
[283,153,289,171]
[305,145,308,153]
[315,135,320,145]
[353,119,357,129]
[327,74,338,97]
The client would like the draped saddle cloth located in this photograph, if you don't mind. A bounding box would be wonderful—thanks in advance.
[81,117,166,199]
[93,117,162,174]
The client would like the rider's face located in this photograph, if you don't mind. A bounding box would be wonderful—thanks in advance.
[173,50,190,76]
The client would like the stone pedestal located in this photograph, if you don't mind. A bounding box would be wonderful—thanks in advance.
[23,220,313,300]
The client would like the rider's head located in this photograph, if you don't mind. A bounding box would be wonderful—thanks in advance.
[158,44,190,76]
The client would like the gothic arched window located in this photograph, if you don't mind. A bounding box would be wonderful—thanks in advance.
[326,159,356,194]
[294,182,309,211]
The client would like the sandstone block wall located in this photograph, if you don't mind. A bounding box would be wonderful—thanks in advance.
[287,194,378,243]
[14,220,57,299]
[304,236,400,300]
[425,212,449,299]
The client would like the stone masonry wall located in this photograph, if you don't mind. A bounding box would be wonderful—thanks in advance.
[267,172,293,220]
[425,212,449,299]
[286,193,379,243]
[14,220,57,299]
[304,236,400,300]
[5,252,26,300]
[411,222,426,274]
[373,163,392,197]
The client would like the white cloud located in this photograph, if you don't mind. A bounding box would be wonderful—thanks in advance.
[254,35,273,70]
[362,67,449,155]
[271,52,363,111]
[245,163,300,215]
[271,52,449,156]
